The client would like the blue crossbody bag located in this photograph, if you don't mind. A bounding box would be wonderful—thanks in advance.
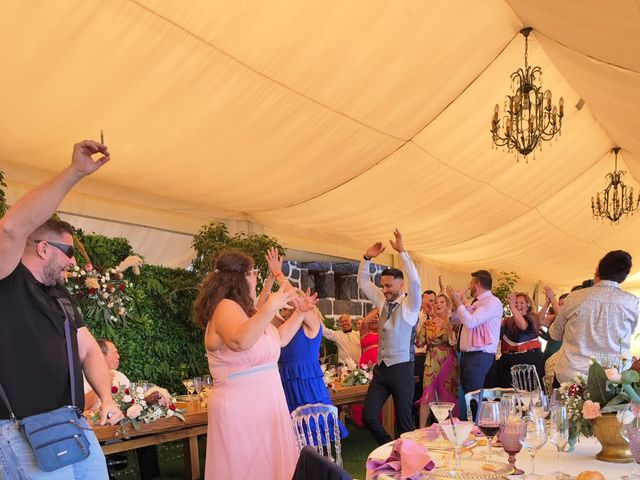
[0,297,91,472]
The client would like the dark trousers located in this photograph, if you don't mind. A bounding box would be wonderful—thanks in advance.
[413,353,426,427]
[460,351,495,393]
[363,361,415,445]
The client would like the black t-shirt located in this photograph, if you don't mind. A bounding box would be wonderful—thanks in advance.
[0,263,85,419]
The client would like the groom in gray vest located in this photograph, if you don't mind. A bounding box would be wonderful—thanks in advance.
[358,229,421,444]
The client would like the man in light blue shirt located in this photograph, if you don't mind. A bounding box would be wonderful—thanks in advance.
[358,229,421,444]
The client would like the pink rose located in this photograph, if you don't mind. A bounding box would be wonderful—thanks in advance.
[604,368,622,382]
[126,404,143,419]
[582,400,602,420]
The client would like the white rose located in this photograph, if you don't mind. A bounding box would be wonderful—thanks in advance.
[166,410,175,418]
[102,292,109,299]
[122,395,133,403]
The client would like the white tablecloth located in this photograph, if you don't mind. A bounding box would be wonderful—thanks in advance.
[367,437,634,479]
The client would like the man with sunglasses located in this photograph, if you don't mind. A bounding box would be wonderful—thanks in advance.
[0,140,124,479]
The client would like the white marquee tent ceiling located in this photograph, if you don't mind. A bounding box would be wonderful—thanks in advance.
[1,0,639,289]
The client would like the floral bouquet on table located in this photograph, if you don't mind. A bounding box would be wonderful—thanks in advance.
[65,263,132,326]
[93,385,185,436]
[340,364,373,387]
[560,356,640,444]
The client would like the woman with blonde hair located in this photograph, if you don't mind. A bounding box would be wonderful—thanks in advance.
[496,292,549,388]
[416,293,459,427]
[194,250,317,480]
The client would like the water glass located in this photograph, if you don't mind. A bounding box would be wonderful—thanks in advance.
[520,415,547,478]
[477,400,501,462]
[619,403,640,479]
[549,404,570,479]
[193,376,203,394]
[202,374,213,392]
[530,390,549,419]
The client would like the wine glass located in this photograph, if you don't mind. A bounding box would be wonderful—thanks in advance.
[530,390,549,419]
[201,374,212,392]
[500,418,524,475]
[550,388,565,406]
[182,378,194,399]
[549,404,570,479]
[619,403,640,479]
[441,421,475,477]
[519,415,548,478]
[477,400,501,462]
[193,376,203,395]
[139,380,150,393]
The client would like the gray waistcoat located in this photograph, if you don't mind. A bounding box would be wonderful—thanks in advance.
[377,300,416,366]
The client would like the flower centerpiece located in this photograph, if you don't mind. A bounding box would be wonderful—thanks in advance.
[94,385,185,436]
[561,357,640,461]
[65,263,132,325]
[340,365,373,387]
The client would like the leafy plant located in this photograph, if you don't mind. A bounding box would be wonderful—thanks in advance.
[492,270,520,315]
[191,221,285,290]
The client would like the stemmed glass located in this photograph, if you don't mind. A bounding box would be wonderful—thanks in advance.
[520,415,547,478]
[549,403,570,479]
[429,402,455,424]
[201,374,212,393]
[441,421,475,477]
[500,394,524,475]
[477,400,501,462]
[530,390,549,419]
[193,376,202,395]
[619,403,640,479]
[182,378,194,400]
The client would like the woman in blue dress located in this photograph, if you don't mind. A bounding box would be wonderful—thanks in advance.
[261,248,348,441]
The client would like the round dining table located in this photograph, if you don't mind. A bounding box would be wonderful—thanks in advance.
[366,436,634,479]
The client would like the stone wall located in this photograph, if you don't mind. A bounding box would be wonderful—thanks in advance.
[282,260,388,322]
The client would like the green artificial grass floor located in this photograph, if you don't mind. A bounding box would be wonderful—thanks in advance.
[109,424,378,479]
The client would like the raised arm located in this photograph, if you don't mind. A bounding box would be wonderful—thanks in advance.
[358,241,386,307]
[448,285,502,329]
[391,229,421,313]
[212,284,297,352]
[507,293,529,331]
[548,296,568,341]
[0,140,110,279]
[278,290,319,346]
[256,273,275,309]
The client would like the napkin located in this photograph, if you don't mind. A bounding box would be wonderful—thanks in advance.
[366,438,435,479]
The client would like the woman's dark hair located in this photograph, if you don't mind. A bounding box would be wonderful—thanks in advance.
[194,250,256,328]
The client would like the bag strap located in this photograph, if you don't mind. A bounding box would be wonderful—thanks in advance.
[0,295,78,422]
[54,296,78,408]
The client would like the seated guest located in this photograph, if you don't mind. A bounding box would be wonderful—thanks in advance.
[496,293,548,388]
[416,293,459,427]
[447,270,503,394]
[84,339,129,410]
[84,339,161,480]
[323,313,361,369]
[550,250,639,384]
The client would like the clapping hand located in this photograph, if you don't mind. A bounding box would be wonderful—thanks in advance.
[507,292,517,307]
[290,288,319,313]
[268,284,298,311]
[265,247,284,277]
[543,285,555,302]
[365,242,385,259]
[389,228,405,253]
[446,285,464,308]
[71,140,110,176]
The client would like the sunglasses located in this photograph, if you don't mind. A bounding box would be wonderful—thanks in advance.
[34,239,75,259]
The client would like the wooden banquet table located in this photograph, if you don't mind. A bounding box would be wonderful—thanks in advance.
[366,435,634,479]
[90,383,393,480]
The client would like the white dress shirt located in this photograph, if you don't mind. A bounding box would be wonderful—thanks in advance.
[451,290,503,354]
[549,280,639,384]
[323,328,361,368]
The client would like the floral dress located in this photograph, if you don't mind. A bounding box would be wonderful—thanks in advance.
[416,318,459,418]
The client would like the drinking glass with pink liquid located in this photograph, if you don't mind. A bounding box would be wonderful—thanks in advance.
[499,421,524,475]
[619,402,640,479]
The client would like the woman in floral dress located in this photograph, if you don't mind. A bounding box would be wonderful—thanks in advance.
[416,293,459,427]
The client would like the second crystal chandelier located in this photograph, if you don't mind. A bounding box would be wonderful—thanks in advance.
[491,28,564,158]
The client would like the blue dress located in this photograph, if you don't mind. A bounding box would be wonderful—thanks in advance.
[279,325,348,440]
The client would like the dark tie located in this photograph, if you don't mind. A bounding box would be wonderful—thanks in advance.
[387,301,398,319]
[471,297,478,305]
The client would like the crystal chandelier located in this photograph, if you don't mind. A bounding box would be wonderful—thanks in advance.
[491,27,564,158]
[592,147,640,223]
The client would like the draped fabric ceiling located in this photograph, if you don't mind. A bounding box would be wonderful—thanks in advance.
[1,0,640,291]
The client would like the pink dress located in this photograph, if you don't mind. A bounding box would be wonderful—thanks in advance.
[205,323,298,479]
[352,332,379,427]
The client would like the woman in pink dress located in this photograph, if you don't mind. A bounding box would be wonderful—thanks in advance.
[194,250,317,480]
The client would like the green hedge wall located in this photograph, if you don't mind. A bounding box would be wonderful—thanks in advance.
[79,234,207,394]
